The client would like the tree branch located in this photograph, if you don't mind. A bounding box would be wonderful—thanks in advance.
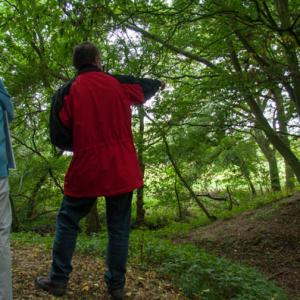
[125,23,217,69]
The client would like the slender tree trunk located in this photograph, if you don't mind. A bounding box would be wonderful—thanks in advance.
[174,178,183,220]
[253,131,281,191]
[86,199,100,235]
[136,186,145,226]
[27,173,48,218]
[248,181,257,196]
[235,157,257,196]
[284,164,295,190]
[10,195,20,231]
[266,152,281,192]
[272,87,295,189]
[226,186,233,210]
[136,106,145,226]
[145,110,215,220]
[162,136,216,221]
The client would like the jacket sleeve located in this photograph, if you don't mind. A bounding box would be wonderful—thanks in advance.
[111,74,162,105]
[0,80,14,122]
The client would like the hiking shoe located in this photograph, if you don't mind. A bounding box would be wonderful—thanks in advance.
[35,276,67,296]
[108,288,125,300]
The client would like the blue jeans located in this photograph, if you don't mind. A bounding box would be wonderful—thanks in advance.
[50,192,132,291]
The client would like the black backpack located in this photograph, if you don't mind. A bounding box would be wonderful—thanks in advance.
[49,79,74,151]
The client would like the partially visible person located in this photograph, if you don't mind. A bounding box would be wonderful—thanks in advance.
[36,42,164,300]
[0,79,14,300]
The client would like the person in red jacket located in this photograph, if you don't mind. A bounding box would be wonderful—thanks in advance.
[35,42,164,300]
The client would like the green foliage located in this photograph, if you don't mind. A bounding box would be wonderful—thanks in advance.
[76,234,107,257]
[0,0,299,228]
[131,238,287,300]
[141,189,291,239]
[11,231,53,249]
[216,190,290,219]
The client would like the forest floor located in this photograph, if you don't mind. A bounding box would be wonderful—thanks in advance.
[12,246,187,299]
[174,192,300,299]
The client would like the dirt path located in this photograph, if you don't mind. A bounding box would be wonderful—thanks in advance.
[174,193,300,299]
[12,246,186,299]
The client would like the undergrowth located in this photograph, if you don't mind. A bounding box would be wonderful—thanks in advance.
[11,190,292,299]
[12,230,288,300]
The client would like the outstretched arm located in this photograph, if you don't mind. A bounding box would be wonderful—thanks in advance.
[111,74,164,105]
[0,80,14,122]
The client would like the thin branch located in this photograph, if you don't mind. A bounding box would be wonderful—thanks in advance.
[196,192,228,201]
[1,0,20,12]
[48,168,64,194]
[29,209,58,221]
[125,23,217,69]
[12,134,45,159]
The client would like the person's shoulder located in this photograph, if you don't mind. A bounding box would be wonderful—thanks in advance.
[74,72,120,89]
[92,72,123,86]
[76,71,107,81]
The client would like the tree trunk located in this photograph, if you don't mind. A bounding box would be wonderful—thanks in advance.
[10,195,20,231]
[86,199,100,235]
[284,164,295,190]
[226,186,233,210]
[136,106,145,226]
[162,136,216,221]
[136,186,145,226]
[248,181,257,196]
[253,131,281,191]
[174,178,183,220]
[272,87,295,189]
[27,172,48,218]
[235,156,257,196]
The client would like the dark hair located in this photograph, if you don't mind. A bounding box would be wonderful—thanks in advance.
[72,42,100,70]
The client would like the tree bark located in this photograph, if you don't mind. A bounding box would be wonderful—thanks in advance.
[237,158,257,196]
[174,178,183,220]
[10,195,20,231]
[227,186,233,210]
[253,131,281,191]
[162,136,216,221]
[27,173,48,218]
[272,86,295,189]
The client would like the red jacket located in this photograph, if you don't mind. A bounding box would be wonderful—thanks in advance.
[58,67,161,197]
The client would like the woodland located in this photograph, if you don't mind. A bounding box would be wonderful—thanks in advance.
[1,0,300,299]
